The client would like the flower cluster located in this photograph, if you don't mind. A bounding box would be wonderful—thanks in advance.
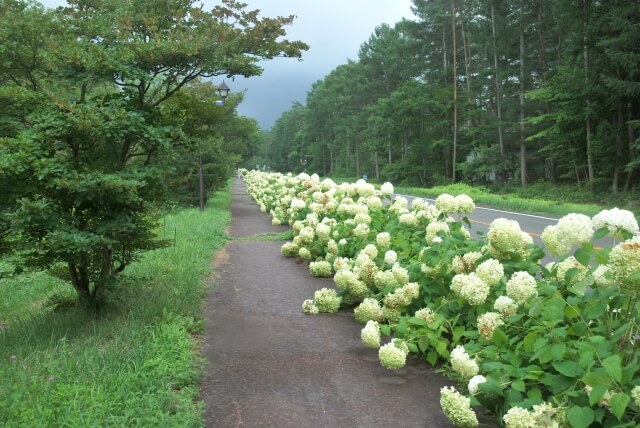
[354,298,384,323]
[505,271,538,304]
[378,339,409,370]
[361,320,381,348]
[477,311,504,340]
[487,218,532,259]
[309,260,333,277]
[450,345,479,379]
[609,236,640,297]
[592,207,639,237]
[313,288,341,313]
[440,386,479,427]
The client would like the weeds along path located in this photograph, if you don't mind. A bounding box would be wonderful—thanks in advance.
[200,178,454,427]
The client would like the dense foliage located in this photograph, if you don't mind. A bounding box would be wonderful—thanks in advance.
[265,0,640,194]
[0,0,307,305]
[244,169,640,428]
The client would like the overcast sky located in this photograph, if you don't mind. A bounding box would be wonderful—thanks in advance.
[39,0,415,129]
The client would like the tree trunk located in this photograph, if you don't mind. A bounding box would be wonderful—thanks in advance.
[451,0,458,183]
[519,1,527,187]
[491,2,505,157]
[374,150,380,180]
[613,102,624,193]
[583,1,595,184]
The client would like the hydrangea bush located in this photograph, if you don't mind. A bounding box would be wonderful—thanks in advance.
[243,170,640,428]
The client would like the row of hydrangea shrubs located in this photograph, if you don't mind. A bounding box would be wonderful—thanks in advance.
[240,168,640,428]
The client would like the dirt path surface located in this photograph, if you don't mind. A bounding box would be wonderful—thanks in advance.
[200,178,454,427]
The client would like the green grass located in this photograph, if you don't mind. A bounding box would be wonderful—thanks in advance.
[233,230,294,241]
[0,184,231,427]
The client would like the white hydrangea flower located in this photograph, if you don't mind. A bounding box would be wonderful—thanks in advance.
[459,274,490,306]
[506,271,538,304]
[440,386,479,428]
[382,306,402,323]
[555,256,588,284]
[309,261,333,278]
[366,196,383,211]
[354,213,372,226]
[281,242,299,257]
[361,320,381,348]
[399,212,419,227]
[315,222,331,241]
[384,250,398,265]
[378,340,409,370]
[435,193,458,215]
[354,298,384,323]
[374,270,397,291]
[313,288,341,313]
[631,385,640,409]
[592,265,613,287]
[494,296,518,317]
[362,244,378,260]
[392,263,410,285]
[353,223,370,238]
[468,375,486,395]
[450,273,468,296]
[455,194,475,214]
[380,182,394,196]
[414,307,437,324]
[301,299,319,315]
[541,225,571,257]
[290,198,307,210]
[556,213,594,246]
[487,218,532,259]
[333,257,350,272]
[531,402,562,428]
[376,232,391,249]
[475,259,504,286]
[411,198,429,210]
[298,247,312,261]
[477,312,504,340]
[450,345,479,379]
[426,221,450,244]
[592,207,639,238]
[503,407,536,428]
[327,239,338,255]
[432,236,443,244]
[338,238,348,246]
[609,236,640,297]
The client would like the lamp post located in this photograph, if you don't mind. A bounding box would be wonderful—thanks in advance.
[215,81,231,106]
[199,81,231,211]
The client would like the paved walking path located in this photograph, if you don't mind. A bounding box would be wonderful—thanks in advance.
[200,178,454,427]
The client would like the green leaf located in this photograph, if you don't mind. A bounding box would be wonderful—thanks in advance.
[566,406,595,428]
[435,340,448,357]
[512,379,526,392]
[588,384,608,406]
[582,371,612,388]
[493,328,508,346]
[574,245,592,267]
[610,393,630,421]
[593,227,609,240]
[550,343,567,361]
[478,379,504,397]
[602,355,622,383]
[418,337,430,353]
[552,361,580,378]
[426,351,438,366]
[523,332,538,353]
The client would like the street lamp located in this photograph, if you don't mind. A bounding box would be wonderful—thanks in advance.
[200,81,232,211]
[215,81,231,106]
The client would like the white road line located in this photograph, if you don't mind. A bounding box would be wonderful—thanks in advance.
[395,193,559,222]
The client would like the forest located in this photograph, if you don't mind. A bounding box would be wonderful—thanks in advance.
[264,0,640,195]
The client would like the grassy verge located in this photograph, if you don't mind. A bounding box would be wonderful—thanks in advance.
[0,184,231,427]
[395,183,606,217]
